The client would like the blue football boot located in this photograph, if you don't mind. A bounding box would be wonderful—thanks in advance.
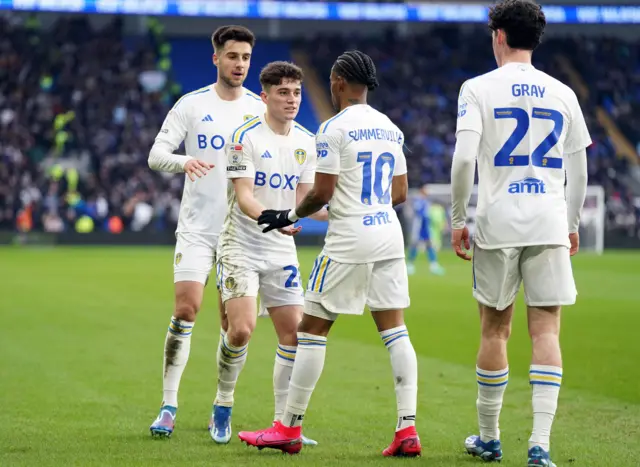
[150,405,176,437]
[465,435,503,462]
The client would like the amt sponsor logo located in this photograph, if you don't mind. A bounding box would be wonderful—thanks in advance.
[508,177,546,194]
[255,171,299,190]
[363,211,392,226]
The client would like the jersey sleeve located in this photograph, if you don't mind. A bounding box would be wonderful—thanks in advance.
[315,128,341,175]
[155,102,189,150]
[299,138,317,184]
[394,131,408,176]
[225,136,255,179]
[455,80,483,136]
[564,93,592,154]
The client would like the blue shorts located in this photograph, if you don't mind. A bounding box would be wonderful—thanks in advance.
[411,218,430,243]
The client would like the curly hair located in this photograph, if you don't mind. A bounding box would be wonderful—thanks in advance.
[488,0,546,51]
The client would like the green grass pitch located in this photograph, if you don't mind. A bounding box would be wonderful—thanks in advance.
[1,246,639,466]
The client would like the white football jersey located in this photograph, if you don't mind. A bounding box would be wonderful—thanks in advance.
[219,116,316,262]
[456,62,592,249]
[315,104,407,264]
[154,85,265,235]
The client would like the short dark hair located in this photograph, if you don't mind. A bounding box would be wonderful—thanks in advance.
[488,0,546,51]
[211,25,255,52]
[332,50,379,91]
[259,61,304,90]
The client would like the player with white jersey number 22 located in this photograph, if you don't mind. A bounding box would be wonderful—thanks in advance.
[450,1,590,466]
[213,61,326,446]
[239,50,421,458]
[147,25,265,439]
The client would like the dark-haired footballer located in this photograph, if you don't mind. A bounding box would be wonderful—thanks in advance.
[148,25,266,440]
[239,50,420,458]
[450,1,590,466]
[215,60,325,446]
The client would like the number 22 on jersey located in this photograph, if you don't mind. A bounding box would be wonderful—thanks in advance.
[357,151,396,205]
[494,107,563,169]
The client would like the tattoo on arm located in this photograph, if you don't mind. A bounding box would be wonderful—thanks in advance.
[295,188,326,219]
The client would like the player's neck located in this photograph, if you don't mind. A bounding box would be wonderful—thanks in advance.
[340,96,367,112]
[213,81,244,101]
[499,49,533,67]
[264,111,292,136]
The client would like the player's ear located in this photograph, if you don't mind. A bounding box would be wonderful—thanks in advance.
[497,29,506,46]
[212,53,218,67]
[260,90,268,105]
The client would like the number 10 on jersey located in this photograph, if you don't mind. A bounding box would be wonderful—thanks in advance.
[357,151,396,205]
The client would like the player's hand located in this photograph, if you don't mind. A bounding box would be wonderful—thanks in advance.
[257,209,294,233]
[451,226,472,261]
[278,225,302,236]
[184,159,214,182]
[569,232,579,256]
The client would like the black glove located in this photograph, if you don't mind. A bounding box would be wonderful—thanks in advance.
[257,209,294,233]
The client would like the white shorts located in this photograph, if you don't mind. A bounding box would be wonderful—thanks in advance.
[472,245,577,311]
[304,254,410,321]
[173,233,218,285]
[217,255,305,309]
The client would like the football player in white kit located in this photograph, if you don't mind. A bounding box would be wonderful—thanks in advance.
[238,50,421,458]
[147,25,265,437]
[210,61,325,445]
[449,1,590,465]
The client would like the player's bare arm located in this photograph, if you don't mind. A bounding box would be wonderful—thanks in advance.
[391,173,408,207]
[258,172,337,233]
[450,130,480,261]
[232,177,267,221]
[296,183,329,221]
[295,172,337,218]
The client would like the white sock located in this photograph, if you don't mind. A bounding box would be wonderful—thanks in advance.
[380,325,418,431]
[273,344,296,422]
[216,328,226,370]
[282,333,327,428]
[162,317,194,407]
[214,333,248,407]
[529,365,562,451]
[476,366,509,442]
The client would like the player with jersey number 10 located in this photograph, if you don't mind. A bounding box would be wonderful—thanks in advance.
[239,50,421,458]
[450,1,591,466]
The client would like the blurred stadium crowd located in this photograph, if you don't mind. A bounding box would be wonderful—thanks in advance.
[1,13,639,236]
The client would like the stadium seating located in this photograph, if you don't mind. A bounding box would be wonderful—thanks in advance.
[299,27,640,236]
[0,16,638,236]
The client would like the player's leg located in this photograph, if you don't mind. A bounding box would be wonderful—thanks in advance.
[268,304,301,423]
[464,246,521,461]
[237,307,335,454]
[215,290,227,387]
[522,246,575,467]
[214,256,229,404]
[406,220,420,275]
[209,262,230,432]
[150,233,213,437]
[210,256,259,443]
[422,219,444,275]
[257,262,317,445]
[238,256,365,454]
[367,259,420,457]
